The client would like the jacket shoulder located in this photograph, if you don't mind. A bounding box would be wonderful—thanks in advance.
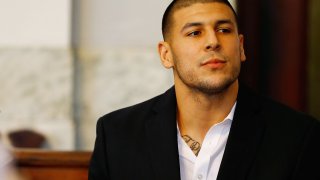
[98,93,162,127]
[248,92,320,141]
[238,85,319,131]
[260,95,318,125]
[96,85,178,133]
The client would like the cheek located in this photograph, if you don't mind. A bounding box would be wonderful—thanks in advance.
[224,42,241,58]
[175,45,196,57]
[172,52,195,74]
[172,45,197,64]
[172,38,203,54]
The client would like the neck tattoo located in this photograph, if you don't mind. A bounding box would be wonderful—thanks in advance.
[181,135,201,156]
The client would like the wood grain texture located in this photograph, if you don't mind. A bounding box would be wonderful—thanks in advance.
[13,149,92,180]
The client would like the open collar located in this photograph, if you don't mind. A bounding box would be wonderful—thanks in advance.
[145,85,265,180]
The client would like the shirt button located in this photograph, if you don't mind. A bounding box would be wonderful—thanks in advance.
[197,174,203,179]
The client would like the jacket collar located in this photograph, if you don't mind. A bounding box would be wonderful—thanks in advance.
[145,87,181,180]
[217,84,265,180]
[145,85,265,180]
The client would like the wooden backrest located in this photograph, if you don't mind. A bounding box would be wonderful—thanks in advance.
[13,149,92,180]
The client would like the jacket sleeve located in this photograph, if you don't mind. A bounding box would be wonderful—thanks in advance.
[292,118,320,180]
[88,118,109,180]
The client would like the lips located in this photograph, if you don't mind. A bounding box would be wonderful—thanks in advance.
[201,59,226,69]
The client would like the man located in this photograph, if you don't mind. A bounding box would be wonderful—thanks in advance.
[89,0,320,179]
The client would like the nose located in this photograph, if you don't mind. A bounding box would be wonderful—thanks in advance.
[205,31,220,51]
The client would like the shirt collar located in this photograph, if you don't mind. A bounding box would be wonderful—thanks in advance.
[225,102,237,122]
[177,102,237,132]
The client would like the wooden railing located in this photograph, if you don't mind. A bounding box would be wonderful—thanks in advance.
[13,149,92,180]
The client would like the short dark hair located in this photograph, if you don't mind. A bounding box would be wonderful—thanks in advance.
[162,0,239,40]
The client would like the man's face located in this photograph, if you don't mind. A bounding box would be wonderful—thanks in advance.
[159,2,246,94]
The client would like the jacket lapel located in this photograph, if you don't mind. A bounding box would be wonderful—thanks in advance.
[145,85,265,180]
[217,85,266,180]
[145,87,181,180]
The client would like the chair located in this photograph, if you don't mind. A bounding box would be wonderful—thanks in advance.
[13,149,92,180]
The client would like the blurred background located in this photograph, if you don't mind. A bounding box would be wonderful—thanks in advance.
[0,0,318,151]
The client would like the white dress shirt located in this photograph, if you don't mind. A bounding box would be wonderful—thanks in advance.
[177,103,236,180]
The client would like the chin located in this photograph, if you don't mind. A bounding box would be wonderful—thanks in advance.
[194,78,237,95]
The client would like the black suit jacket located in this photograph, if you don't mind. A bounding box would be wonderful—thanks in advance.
[89,86,320,180]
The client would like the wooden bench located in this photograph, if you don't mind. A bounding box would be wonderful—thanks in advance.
[13,149,92,180]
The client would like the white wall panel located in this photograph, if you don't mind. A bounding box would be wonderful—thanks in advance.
[0,0,70,47]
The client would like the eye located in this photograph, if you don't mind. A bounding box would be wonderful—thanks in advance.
[187,31,201,37]
[217,28,231,33]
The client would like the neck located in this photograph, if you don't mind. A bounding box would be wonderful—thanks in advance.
[175,80,239,144]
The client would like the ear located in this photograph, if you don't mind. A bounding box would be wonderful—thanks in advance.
[158,41,174,69]
[239,34,246,62]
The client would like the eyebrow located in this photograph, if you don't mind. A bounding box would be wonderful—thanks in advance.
[180,22,203,33]
[180,19,234,33]
[215,19,233,27]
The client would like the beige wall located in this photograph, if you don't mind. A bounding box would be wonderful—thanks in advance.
[0,0,70,47]
[74,0,237,49]
[0,0,74,150]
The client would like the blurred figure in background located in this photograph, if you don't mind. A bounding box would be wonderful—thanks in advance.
[0,142,23,180]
